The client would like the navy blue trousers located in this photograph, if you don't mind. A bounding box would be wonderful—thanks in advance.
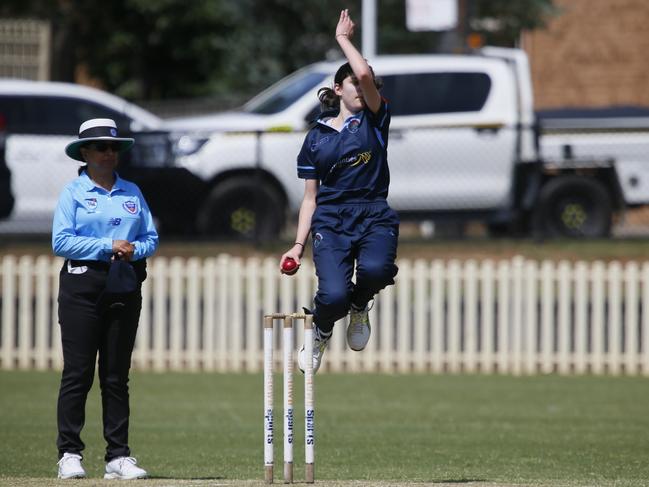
[311,201,399,334]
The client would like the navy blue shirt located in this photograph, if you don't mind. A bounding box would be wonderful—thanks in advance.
[297,99,391,206]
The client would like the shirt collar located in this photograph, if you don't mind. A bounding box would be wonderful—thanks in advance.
[315,109,338,123]
[316,110,364,132]
[113,173,128,192]
[79,170,126,193]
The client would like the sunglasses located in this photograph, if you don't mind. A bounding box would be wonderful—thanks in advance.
[88,142,120,153]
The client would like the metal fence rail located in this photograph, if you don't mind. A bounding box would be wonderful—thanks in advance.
[1,254,649,375]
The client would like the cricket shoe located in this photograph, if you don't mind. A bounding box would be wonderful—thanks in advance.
[104,456,148,480]
[57,452,86,479]
[298,328,331,374]
[347,302,371,351]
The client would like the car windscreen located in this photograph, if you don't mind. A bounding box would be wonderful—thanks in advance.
[244,71,328,115]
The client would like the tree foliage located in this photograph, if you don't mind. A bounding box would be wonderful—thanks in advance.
[473,0,559,46]
[0,0,556,101]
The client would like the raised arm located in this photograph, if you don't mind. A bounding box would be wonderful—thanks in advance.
[335,9,381,114]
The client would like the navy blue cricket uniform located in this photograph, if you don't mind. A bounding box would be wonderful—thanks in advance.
[297,99,399,333]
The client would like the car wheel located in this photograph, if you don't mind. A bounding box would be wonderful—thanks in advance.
[197,177,285,240]
[533,176,612,238]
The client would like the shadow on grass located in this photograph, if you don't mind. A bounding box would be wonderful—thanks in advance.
[148,476,226,480]
[437,479,487,484]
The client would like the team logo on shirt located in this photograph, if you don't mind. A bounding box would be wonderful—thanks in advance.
[347,118,361,133]
[325,151,373,179]
[123,201,138,214]
[108,218,122,226]
[310,136,331,152]
[84,198,97,210]
[349,151,372,167]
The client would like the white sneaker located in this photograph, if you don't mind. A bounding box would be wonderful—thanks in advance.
[298,331,330,374]
[104,456,148,480]
[57,452,85,479]
[347,304,371,351]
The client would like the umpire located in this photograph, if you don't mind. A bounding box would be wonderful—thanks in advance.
[52,118,158,480]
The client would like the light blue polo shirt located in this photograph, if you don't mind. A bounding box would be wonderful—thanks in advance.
[52,171,158,262]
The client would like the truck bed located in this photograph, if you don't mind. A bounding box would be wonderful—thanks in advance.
[537,107,649,206]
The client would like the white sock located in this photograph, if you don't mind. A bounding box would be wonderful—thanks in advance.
[314,326,332,342]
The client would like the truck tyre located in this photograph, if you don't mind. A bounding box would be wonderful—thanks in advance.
[0,135,14,219]
[533,176,612,238]
[197,177,285,240]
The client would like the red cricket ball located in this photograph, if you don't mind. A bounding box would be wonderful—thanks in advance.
[281,257,299,275]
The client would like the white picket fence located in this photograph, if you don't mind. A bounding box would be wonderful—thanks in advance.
[1,254,649,375]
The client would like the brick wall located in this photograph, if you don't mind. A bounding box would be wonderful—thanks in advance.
[521,0,649,109]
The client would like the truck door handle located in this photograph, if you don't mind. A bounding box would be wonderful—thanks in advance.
[473,123,504,135]
[474,127,502,135]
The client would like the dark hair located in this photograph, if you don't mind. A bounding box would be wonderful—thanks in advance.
[77,142,90,174]
[317,62,383,111]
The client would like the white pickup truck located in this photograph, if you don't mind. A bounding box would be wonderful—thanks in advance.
[165,46,649,239]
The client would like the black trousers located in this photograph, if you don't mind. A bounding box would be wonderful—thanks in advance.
[56,261,141,462]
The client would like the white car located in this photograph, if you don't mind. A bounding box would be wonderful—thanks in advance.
[0,79,206,234]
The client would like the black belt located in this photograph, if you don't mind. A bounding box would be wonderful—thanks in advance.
[69,259,111,271]
[68,258,148,282]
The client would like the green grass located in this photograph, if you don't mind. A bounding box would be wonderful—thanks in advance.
[1,372,649,486]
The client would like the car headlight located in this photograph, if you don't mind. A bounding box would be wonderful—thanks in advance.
[172,134,209,156]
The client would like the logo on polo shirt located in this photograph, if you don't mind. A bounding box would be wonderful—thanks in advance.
[123,201,138,214]
[84,198,97,210]
[349,151,372,167]
[311,136,331,152]
[347,118,361,133]
[108,218,121,226]
[324,150,373,180]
